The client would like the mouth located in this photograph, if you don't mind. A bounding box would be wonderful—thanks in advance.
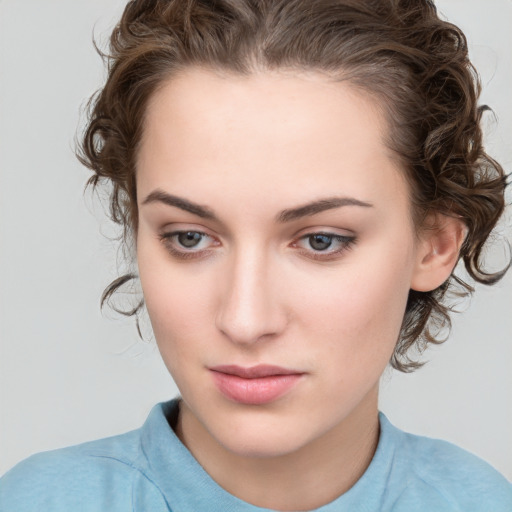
[209,365,304,405]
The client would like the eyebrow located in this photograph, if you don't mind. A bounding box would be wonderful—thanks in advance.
[142,190,217,219]
[142,189,373,223]
[276,197,373,222]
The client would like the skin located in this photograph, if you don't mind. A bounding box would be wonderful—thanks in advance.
[135,67,464,510]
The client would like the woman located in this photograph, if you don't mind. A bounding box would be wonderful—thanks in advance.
[1,0,511,510]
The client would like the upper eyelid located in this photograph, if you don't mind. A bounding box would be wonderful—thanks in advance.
[293,225,356,237]
[293,233,354,247]
[163,230,215,244]
[160,227,219,242]
[160,222,214,234]
[292,229,355,244]
[162,229,352,241]
[158,219,354,236]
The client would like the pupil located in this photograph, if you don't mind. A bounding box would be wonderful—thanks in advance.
[178,232,202,248]
[310,234,332,251]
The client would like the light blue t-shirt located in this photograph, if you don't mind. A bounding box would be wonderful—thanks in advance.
[1,399,511,511]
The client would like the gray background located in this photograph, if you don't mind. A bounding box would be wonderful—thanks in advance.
[1,0,511,478]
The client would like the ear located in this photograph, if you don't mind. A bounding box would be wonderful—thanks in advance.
[411,214,467,292]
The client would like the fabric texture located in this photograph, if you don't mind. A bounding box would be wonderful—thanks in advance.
[1,399,511,512]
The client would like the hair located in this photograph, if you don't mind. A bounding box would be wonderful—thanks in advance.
[77,0,509,372]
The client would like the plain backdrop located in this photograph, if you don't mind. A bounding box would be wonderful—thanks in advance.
[0,0,511,480]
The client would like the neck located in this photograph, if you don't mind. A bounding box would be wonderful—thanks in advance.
[175,387,380,511]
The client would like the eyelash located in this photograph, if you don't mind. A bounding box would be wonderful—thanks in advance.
[158,230,357,261]
[292,233,357,261]
[158,231,218,260]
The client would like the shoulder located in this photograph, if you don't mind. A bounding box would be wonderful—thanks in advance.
[0,430,164,512]
[380,414,512,511]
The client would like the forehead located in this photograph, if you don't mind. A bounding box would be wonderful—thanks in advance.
[137,67,408,211]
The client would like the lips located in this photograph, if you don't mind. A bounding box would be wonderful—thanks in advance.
[209,365,304,405]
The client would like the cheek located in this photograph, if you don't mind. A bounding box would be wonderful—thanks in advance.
[137,241,213,362]
[289,246,414,366]
[144,282,211,344]
[142,277,214,394]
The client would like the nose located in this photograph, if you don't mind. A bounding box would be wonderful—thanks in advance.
[215,248,287,346]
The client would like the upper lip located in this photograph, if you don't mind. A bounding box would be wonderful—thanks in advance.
[209,364,303,379]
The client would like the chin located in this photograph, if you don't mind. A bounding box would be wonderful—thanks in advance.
[200,402,329,459]
[217,425,310,459]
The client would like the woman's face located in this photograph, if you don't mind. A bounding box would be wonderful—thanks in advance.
[136,68,424,457]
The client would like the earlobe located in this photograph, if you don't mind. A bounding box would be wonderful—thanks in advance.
[411,214,467,292]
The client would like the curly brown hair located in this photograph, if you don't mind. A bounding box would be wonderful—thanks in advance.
[77,0,509,372]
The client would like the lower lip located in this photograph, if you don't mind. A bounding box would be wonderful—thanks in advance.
[211,371,303,405]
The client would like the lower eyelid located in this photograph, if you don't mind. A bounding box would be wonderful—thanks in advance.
[302,240,356,260]
[294,234,356,257]
[158,231,219,259]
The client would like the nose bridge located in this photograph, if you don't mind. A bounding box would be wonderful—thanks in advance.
[216,243,284,345]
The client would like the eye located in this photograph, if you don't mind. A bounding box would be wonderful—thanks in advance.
[293,232,356,260]
[308,234,336,251]
[176,231,205,248]
[159,230,218,259]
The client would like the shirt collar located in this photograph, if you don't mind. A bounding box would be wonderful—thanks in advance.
[139,399,397,511]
